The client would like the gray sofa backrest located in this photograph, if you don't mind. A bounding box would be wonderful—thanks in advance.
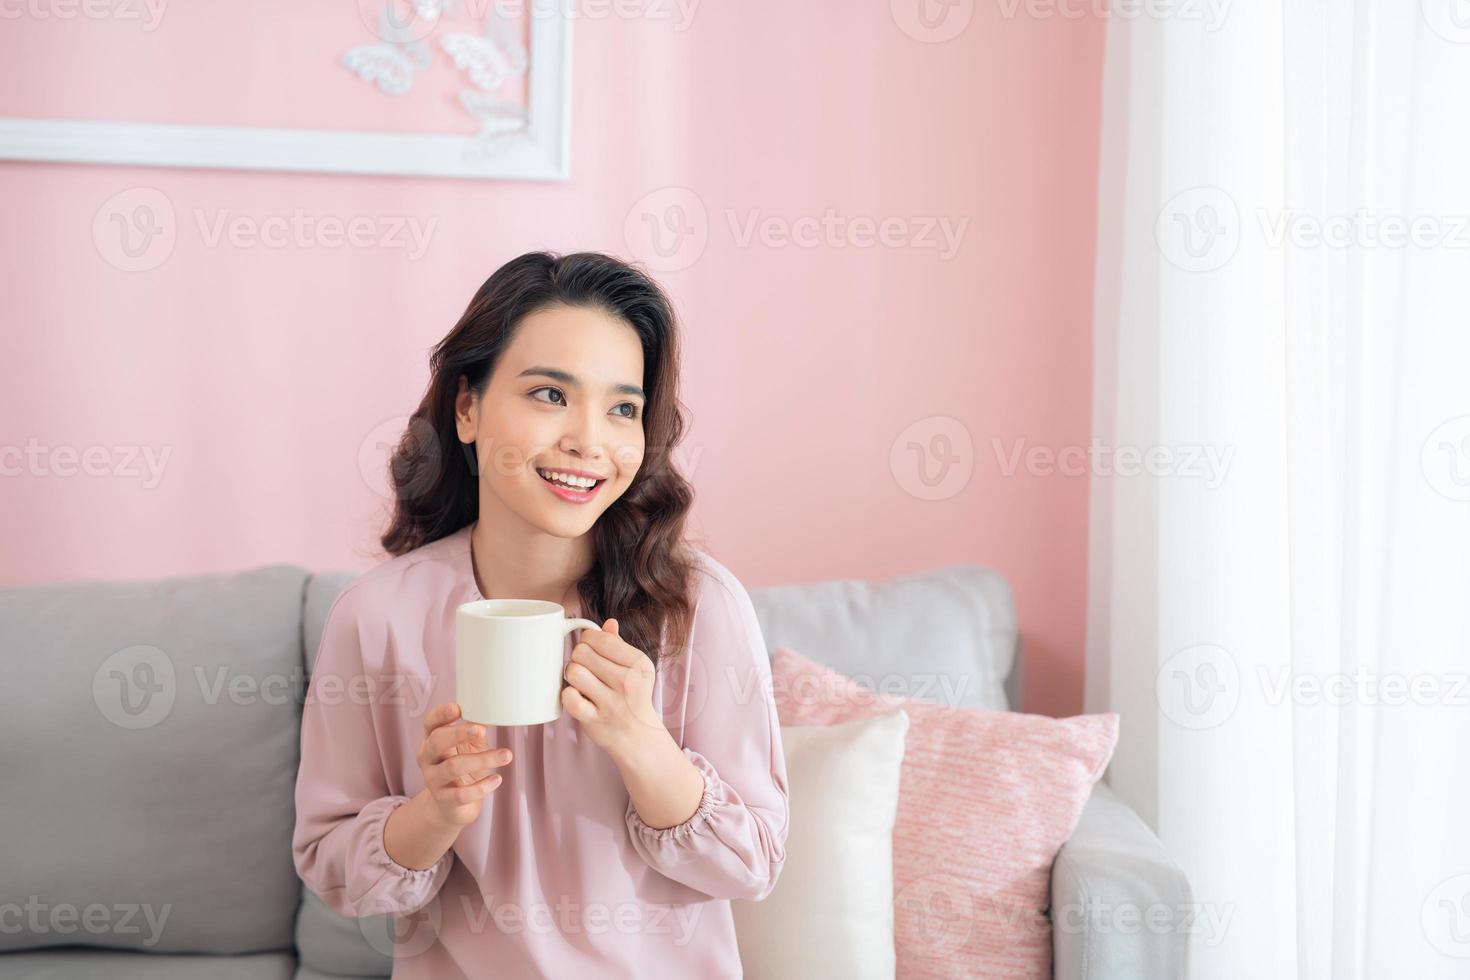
[0,566,309,957]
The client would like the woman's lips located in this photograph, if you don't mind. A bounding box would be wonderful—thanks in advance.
[539,472,604,504]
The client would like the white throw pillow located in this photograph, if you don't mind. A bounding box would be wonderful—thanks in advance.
[732,709,909,979]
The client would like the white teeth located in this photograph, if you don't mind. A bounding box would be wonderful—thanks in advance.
[538,469,597,490]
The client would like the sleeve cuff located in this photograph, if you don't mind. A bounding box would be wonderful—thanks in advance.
[625,746,724,843]
[367,795,455,881]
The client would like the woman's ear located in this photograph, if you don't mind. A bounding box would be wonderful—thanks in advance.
[454,375,476,444]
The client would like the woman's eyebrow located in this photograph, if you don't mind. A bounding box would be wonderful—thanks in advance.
[518,366,646,400]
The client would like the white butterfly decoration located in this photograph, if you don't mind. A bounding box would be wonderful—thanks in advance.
[341,4,438,96]
[340,1,532,164]
[439,11,529,92]
[459,91,530,163]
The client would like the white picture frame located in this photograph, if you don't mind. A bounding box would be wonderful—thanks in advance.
[0,11,571,181]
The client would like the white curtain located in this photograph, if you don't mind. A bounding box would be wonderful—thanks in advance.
[1087,2,1470,978]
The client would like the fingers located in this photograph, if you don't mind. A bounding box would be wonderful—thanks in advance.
[565,656,616,706]
[578,628,639,668]
[421,720,486,768]
[431,746,513,791]
[435,769,504,804]
[423,702,461,739]
[569,643,626,689]
[562,684,596,721]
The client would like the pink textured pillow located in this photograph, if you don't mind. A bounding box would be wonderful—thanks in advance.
[771,647,1118,980]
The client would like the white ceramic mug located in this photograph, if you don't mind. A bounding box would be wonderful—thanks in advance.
[455,599,601,727]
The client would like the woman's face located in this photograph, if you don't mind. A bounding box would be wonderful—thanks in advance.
[456,303,647,538]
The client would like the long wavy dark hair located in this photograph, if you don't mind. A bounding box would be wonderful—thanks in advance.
[379,251,700,667]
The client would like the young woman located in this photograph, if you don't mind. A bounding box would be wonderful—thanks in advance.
[292,252,789,979]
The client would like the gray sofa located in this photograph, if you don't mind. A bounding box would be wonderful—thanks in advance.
[0,560,1189,979]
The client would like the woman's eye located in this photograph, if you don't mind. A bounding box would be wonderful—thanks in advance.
[531,388,640,420]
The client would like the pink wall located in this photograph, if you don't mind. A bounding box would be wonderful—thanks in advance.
[0,3,1105,717]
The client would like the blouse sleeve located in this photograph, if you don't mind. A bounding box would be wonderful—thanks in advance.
[623,564,790,902]
[292,583,453,918]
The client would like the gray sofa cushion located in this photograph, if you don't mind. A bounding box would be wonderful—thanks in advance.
[0,566,308,955]
[748,563,1018,710]
[0,949,295,979]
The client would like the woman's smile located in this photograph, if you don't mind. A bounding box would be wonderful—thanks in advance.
[536,466,607,504]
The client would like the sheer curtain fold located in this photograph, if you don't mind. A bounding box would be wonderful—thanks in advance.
[1087,4,1470,978]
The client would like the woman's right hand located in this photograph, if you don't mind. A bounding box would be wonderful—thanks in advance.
[417,702,512,828]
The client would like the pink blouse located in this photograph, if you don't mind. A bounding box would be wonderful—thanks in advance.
[292,523,789,979]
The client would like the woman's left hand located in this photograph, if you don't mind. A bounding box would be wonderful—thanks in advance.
[562,619,665,761]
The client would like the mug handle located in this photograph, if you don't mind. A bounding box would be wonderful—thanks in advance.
[562,618,601,636]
